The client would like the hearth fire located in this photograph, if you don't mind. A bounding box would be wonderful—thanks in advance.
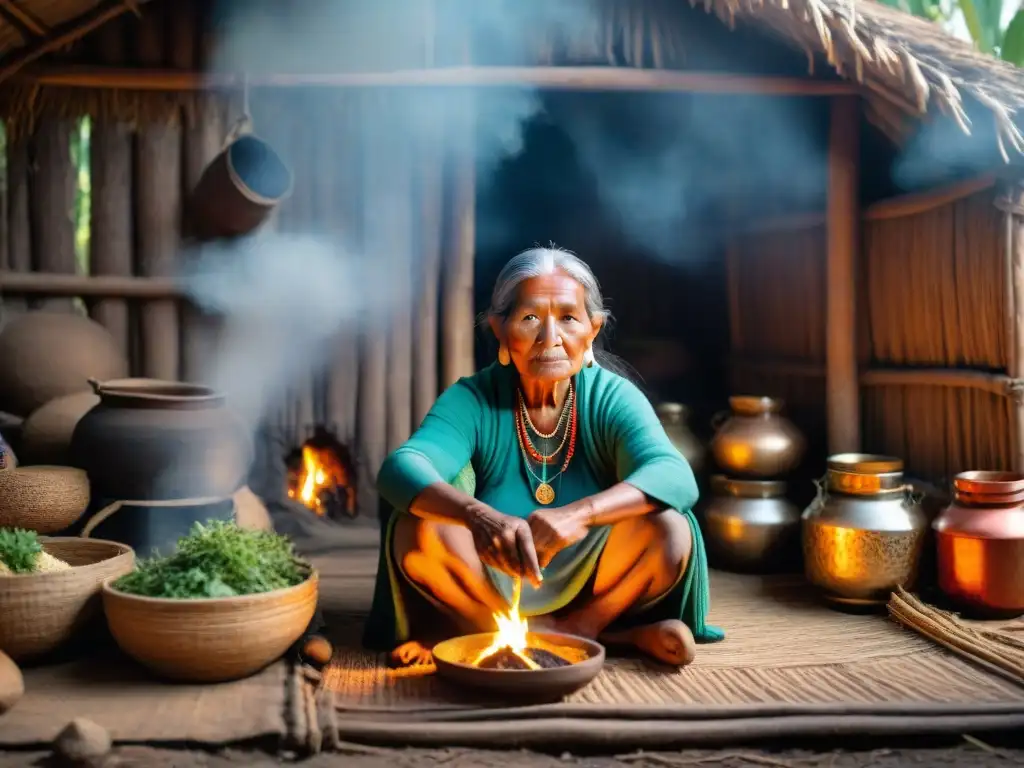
[468,580,579,670]
[285,426,357,519]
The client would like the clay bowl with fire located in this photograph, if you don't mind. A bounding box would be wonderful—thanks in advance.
[432,591,605,702]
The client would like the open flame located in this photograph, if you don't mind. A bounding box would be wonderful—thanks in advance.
[471,578,541,670]
[288,444,349,516]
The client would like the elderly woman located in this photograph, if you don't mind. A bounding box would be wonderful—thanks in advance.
[363,247,723,666]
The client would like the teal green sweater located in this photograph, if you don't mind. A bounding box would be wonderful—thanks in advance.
[366,362,724,648]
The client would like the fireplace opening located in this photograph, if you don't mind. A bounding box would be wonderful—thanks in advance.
[284,425,357,520]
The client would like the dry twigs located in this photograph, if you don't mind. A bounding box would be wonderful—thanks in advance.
[888,587,1024,687]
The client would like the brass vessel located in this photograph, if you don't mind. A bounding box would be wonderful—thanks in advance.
[802,454,927,608]
[656,402,704,473]
[703,475,801,573]
[933,471,1024,617]
[710,396,804,478]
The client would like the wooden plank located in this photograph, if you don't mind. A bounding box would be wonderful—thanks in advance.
[825,96,861,454]
[17,64,860,96]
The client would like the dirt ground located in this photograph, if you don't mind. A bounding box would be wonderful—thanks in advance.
[2,741,1024,767]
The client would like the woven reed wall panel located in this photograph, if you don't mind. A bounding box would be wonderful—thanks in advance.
[733,226,826,362]
[863,191,1006,369]
[862,385,1013,482]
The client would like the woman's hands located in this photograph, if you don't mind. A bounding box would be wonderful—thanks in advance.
[528,505,592,569]
[468,505,543,587]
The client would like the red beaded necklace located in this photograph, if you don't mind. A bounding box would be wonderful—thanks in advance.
[514,385,578,505]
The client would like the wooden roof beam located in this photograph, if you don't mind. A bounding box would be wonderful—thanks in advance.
[0,0,48,39]
[13,64,860,96]
[0,0,145,85]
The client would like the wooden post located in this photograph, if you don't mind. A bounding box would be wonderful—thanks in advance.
[134,5,181,381]
[825,96,861,454]
[28,119,77,314]
[88,17,133,358]
[997,180,1024,472]
[4,135,31,314]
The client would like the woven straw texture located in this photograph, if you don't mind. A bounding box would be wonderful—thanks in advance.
[0,465,90,533]
[0,537,133,661]
[323,570,1024,715]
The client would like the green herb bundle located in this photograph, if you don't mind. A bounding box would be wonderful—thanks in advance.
[0,528,43,574]
[113,521,309,599]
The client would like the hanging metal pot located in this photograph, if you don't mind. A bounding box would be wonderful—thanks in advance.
[185,114,293,242]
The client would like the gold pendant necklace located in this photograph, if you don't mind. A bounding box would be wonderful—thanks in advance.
[535,481,556,505]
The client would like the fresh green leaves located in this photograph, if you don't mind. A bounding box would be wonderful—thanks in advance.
[112,521,309,599]
[1001,9,1024,64]
[0,528,43,574]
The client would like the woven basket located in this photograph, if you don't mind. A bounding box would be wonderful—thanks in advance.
[102,570,318,683]
[0,538,135,662]
[0,466,90,533]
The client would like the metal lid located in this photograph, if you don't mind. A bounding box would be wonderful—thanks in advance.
[728,396,783,416]
[826,453,903,474]
[710,474,787,499]
[656,402,687,416]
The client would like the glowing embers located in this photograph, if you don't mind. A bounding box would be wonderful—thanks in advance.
[285,426,357,519]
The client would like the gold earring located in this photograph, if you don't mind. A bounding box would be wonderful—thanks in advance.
[498,344,511,366]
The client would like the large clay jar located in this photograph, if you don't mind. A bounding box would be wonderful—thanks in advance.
[703,475,801,573]
[710,396,804,478]
[802,454,927,608]
[70,378,252,502]
[933,471,1024,618]
[19,391,100,466]
[656,402,704,473]
[0,312,128,417]
[0,650,22,715]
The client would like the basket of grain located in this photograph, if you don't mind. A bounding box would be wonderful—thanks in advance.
[0,466,90,534]
[0,532,135,662]
[102,521,317,683]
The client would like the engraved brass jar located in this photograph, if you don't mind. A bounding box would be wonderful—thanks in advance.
[710,396,805,478]
[703,475,801,573]
[933,471,1024,618]
[802,454,927,608]
[656,402,704,474]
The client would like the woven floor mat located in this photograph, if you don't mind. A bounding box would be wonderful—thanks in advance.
[318,570,1024,746]
[0,649,309,748]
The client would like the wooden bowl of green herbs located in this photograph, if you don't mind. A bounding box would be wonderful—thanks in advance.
[102,521,317,683]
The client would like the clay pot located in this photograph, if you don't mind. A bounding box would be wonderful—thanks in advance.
[70,379,252,502]
[933,471,1024,617]
[102,571,318,683]
[710,396,805,478]
[656,402,704,473]
[703,476,801,573]
[0,313,128,417]
[19,392,100,466]
[802,454,927,608]
[186,126,293,242]
[0,650,22,715]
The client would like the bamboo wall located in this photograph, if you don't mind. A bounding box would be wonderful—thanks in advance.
[726,179,1012,486]
[0,3,478,521]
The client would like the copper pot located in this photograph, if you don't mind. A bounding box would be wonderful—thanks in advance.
[933,471,1024,617]
[710,396,805,478]
[802,454,927,608]
[703,476,801,573]
[656,402,704,473]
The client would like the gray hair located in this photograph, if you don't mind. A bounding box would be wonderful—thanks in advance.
[486,246,610,324]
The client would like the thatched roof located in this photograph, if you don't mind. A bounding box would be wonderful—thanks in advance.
[0,1,149,83]
[707,0,1024,159]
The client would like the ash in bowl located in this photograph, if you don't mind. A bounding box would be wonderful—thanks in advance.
[476,647,573,670]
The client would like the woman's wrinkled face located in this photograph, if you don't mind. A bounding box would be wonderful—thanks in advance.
[491,271,602,382]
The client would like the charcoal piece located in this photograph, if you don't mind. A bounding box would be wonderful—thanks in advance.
[525,648,572,668]
[476,647,531,670]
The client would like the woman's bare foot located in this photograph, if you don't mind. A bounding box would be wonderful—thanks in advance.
[601,619,696,667]
[390,640,434,667]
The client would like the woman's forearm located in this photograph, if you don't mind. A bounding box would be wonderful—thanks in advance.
[577,482,669,527]
[407,481,490,527]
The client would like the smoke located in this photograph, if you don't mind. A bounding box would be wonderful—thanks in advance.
[183,0,829,438]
